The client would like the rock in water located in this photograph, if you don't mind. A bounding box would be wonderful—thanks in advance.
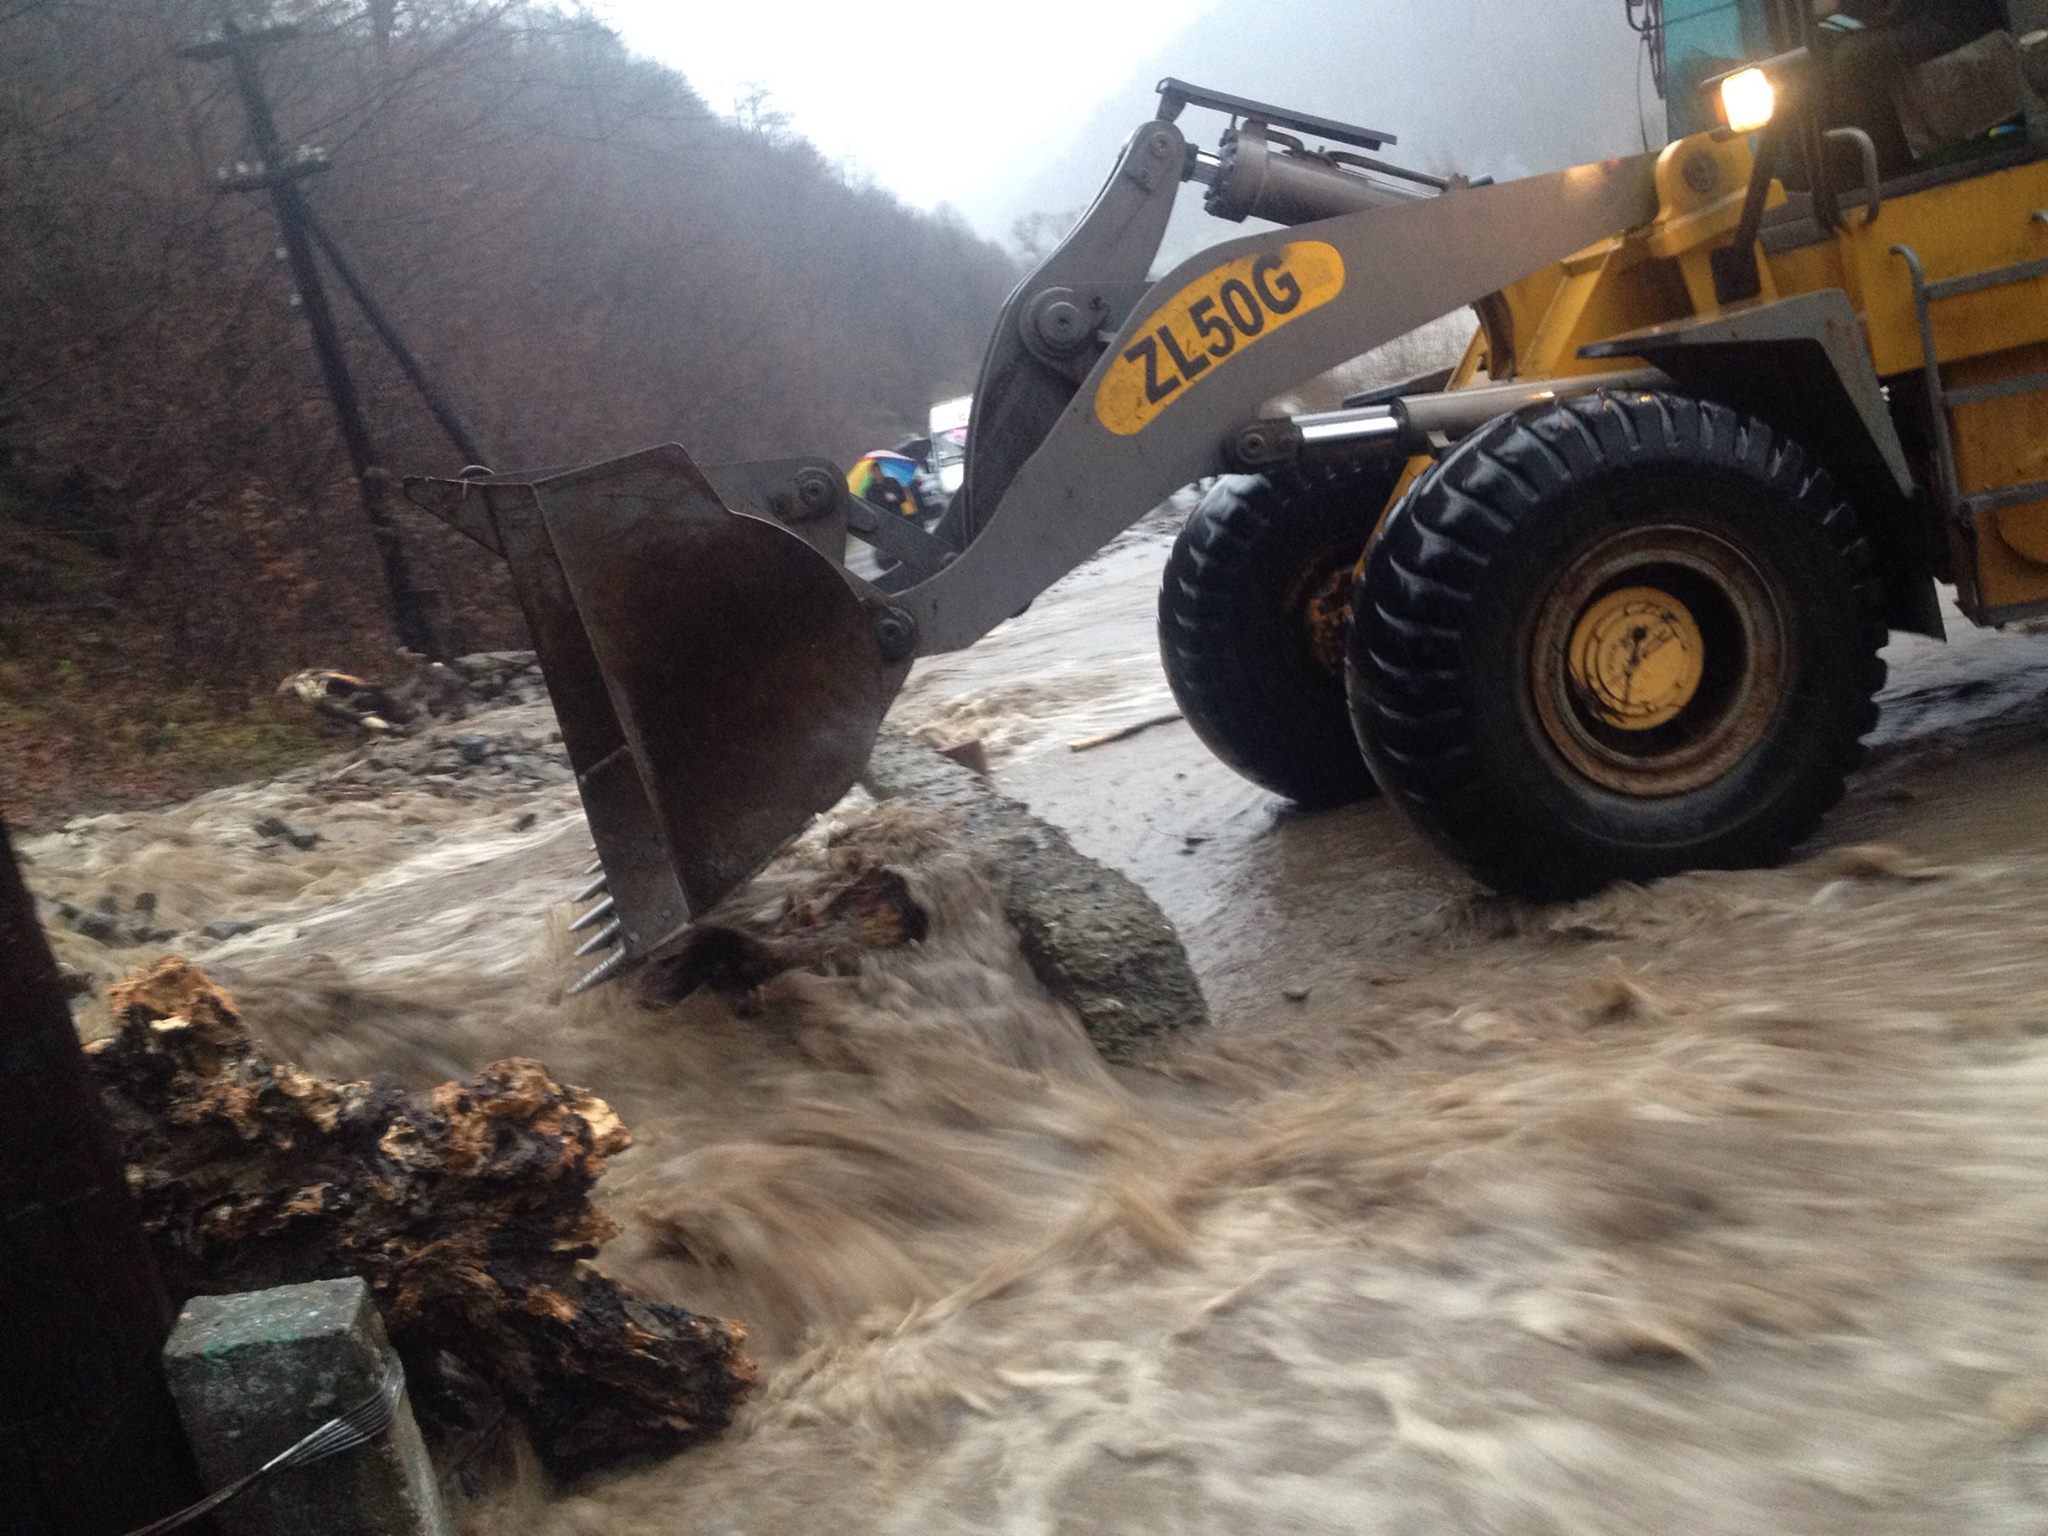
[86,957,753,1476]
[253,815,321,851]
[861,728,1208,1058]
[71,908,118,943]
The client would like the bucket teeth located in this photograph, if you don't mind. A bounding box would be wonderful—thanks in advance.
[584,857,603,875]
[569,895,617,932]
[574,919,623,958]
[573,871,609,903]
[567,946,630,996]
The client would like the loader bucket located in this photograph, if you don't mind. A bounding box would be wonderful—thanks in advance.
[406,444,914,992]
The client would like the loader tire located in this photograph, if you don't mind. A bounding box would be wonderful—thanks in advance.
[1348,390,1887,898]
[1159,463,1399,807]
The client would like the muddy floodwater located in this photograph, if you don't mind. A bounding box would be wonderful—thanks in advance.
[27,524,2048,1534]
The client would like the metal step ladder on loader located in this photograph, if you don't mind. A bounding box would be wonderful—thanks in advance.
[407,80,1664,995]
[1894,211,2048,625]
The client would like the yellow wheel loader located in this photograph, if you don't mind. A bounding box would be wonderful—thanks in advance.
[410,0,2048,992]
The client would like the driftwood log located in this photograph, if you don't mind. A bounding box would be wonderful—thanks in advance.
[85,958,753,1477]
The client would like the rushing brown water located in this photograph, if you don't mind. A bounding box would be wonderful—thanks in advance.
[27,532,2048,1534]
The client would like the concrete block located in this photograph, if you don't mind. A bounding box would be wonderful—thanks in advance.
[163,1277,452,1536]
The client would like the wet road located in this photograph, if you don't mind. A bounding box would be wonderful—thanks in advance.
[895,524,2048,1022]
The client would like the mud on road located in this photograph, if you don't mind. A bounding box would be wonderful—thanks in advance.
[26,530,2048,1534]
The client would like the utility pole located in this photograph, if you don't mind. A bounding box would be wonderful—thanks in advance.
[0,819,204,1535]
[300,208,489,468]
[182,17,449,660]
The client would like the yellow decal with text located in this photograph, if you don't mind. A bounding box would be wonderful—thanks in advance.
[1094,241,1345,436]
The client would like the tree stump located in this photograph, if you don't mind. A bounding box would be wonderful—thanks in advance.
[86,957,753,1478]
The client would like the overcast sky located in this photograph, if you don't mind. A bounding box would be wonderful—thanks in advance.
[589,0,1224,232]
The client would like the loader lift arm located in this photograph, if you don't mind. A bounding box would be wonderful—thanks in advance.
[895,128,1657,650]
[407,87,1660,989]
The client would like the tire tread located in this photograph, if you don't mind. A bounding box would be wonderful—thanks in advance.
[1350,390,1888,897]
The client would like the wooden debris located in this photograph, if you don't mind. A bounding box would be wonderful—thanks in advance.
[86,957,753,1478]
[1069,711,1184,753]
[278,669,409,735]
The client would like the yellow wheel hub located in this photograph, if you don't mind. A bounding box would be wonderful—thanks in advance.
[1567,586,1705,732]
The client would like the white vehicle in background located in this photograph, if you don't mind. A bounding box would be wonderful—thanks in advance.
[926,394,971,498]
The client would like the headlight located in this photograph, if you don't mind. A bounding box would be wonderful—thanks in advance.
[1719,68,1776,134]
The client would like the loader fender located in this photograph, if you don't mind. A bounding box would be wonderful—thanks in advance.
[1581,288,1942,639]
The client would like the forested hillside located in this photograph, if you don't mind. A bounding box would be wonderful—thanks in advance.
[0,0,1018,813]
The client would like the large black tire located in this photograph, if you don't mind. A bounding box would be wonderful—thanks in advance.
[1349,390,1887,898]
[1160,463,1400,807]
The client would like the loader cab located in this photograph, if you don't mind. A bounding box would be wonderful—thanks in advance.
[1645,0,2045,300]
[1641,0,2048,625]
[1659,0,2038,173]
[1671,1,2039,160]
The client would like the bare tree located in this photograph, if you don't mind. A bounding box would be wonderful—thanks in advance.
[0,0,1020,695]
